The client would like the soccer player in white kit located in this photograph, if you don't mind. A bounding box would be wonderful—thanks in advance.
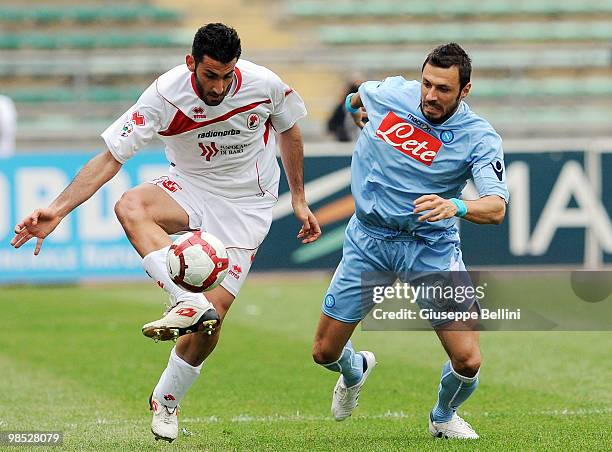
[10,24,321,443]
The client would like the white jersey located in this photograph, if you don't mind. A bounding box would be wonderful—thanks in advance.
[102,59,307,199]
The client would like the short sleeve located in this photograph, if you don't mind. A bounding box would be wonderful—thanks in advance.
[101,81,168,164]
[358,77,402,114]
[269,72,307,133]
[357,80,384,113]
[470,134,510,202]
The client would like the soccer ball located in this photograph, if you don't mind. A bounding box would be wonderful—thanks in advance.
[166,231,229,292]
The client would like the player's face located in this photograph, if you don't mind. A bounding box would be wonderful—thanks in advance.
[420,64,471,124]
[187,55,237,106]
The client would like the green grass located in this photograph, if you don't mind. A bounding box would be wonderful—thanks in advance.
[1,277,611,451]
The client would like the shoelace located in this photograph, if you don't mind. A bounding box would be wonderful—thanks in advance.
[160,406,177,425]
[163,299,184,317]
[452,416,474,432]
[334,383,348,400]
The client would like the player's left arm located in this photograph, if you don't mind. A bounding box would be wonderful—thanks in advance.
[414,194,506,224]
[278,124,321,244]
[416,133,509,224]
[269,71,321,243]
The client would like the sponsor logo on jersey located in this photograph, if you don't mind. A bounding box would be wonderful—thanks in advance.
[199,142,219,161]
[192,106,206,119]
[229,264,242,280]
[247,113,260,130]
[197,129,241,139]
[120,121,133,137]
[131,111,145,126]
[198,142,247,161]
[376,111,443,166]
[406,112,432,132]
[120,111,146,137]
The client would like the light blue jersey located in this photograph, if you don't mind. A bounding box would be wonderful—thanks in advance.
[353,77,509,240]
[322,77,508,324]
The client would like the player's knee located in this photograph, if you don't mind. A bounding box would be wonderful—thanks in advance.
[312,342,341,365]
[451,351,481,377]
[114,190,148,228]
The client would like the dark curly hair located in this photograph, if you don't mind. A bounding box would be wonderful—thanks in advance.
[192,23,241,65]
[422,43,472,89]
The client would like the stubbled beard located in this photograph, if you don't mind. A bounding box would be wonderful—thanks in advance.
[421,95,461,124]
[194,75,230,105]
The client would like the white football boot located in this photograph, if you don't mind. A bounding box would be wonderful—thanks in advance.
[149,394,179,443]
[429,412,479,439]
[142,296,219,341]
[331,351,377,421]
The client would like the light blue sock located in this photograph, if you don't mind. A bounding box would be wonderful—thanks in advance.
[431,360,479,423]
[321,340,364,387]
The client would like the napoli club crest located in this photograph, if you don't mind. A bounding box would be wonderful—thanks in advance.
[324,294,336,308]
[247,113,260,130]
[440,130,454,144]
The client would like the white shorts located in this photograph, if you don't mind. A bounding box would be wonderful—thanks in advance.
[148,168,277,296]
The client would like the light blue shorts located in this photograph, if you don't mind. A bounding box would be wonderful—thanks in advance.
[322,215,470,324]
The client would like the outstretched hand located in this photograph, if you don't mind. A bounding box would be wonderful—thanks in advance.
[10,208,63,255]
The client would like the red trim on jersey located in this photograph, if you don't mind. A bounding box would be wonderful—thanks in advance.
[191,73,205,101]
[265,190,278,201]
[284,88,294,97]
[263,117,271,146]
[232,67,243,96]
[159,99,272,136]
[255,161,265,196]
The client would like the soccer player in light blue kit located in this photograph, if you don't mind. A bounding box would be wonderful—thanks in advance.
[311,43,508,439]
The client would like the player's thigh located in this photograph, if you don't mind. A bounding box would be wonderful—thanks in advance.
[322,217,395,324]
[312,313,359,363]
[116,182,190,234]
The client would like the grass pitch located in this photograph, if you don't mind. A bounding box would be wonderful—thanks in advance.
[1,276,611,451]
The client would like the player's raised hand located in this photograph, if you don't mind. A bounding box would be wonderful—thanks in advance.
[293,201,322,244]
[413,194,457,222]
[350,108,368,129]
[10,207,63,255]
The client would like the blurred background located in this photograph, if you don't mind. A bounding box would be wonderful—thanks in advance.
[1,0,611,283]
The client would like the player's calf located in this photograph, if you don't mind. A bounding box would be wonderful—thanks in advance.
[430,360,480,425]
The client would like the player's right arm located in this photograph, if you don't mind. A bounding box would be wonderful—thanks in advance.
[11,150,122,255]
[11,80,166,255]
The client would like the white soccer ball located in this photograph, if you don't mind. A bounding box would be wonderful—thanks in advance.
[166,231,229,292]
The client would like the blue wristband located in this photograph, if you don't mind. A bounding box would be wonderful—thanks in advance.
[450,198,468,218]
[345,93,360,114]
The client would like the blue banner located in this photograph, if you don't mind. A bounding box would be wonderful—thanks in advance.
[1,152,168,283]
[260,151,612,270]
[1,149,611,284]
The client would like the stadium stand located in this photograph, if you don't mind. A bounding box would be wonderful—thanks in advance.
[278,0,612,140]
[287,1,612,18]
[0,5,179,24]
[1,0,611,148]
